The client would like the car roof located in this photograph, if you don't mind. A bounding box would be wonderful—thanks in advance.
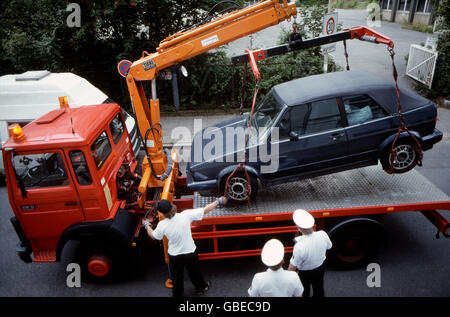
[272,70,430,113]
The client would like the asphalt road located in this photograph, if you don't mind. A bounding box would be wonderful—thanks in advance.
[1,10,449,299]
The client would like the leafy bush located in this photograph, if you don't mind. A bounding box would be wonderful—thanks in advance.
[413,0,449,100]
[0,1,336,112]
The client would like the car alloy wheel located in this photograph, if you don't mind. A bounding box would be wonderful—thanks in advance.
[227,176,251,201]
[388,143,416,171]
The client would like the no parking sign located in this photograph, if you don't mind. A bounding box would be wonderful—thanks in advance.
[117,60,132,77]
[322,12,338,53]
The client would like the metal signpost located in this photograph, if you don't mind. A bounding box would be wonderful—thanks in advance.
[322,12,338,73]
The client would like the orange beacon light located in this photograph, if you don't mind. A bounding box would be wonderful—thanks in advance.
[8,124,25,141]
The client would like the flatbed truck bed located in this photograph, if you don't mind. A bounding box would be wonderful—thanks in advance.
[182,165,450,263]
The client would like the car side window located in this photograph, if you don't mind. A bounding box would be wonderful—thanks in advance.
[304,98,342,135]
[343,94,387,125]
[70,150,92,185]
[13,152,69,189]
[278,110,291,140]
[109,113,125,144]
[291,104,309,135]
[91,131,112,170]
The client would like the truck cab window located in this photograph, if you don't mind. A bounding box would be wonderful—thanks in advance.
[13,153,69,189]
[109,113,125,144]
[70,150,92,185]
[91,131,112,170]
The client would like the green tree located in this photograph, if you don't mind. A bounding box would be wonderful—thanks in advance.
[0,0,243,110]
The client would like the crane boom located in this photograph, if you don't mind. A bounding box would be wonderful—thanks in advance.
[125,0,297,198]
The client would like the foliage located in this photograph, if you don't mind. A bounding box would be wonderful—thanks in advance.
[0,0,335,111]
[401,23,433,34]
[237,4,338,108]
[0,0,243,110]
[413,0,449,100]
[330,0,377,9]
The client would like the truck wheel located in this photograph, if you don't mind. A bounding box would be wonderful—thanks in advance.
[221,172,258,203]
[380,140,419,173]
[0,172,6,186]
[74,241,124,282]
[327,218,385,270]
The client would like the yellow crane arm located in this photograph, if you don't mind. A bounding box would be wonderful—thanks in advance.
[129,0,297,81]
[127,0,297,196]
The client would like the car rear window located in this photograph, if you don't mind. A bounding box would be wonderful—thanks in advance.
[91,131,112,169]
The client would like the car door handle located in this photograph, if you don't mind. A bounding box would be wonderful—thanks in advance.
[329,133,345,140]
[65,201,80,206]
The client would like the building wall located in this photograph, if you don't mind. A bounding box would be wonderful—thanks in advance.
[379,0,435,25]
[412,12,432,25]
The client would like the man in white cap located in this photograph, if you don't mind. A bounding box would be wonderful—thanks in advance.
[288,209,332,298]
[248,239,303,297]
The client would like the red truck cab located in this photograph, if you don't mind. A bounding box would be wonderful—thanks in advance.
[2,103,140,277]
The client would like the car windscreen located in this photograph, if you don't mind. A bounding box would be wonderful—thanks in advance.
[251,90,284,141]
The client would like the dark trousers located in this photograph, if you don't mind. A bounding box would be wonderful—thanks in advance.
[168,252,207,298]
[298,262,326,298]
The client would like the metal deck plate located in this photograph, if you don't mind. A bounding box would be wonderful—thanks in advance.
[194,164,450,217]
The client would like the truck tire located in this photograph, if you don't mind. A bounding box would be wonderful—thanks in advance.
[327,217,385,270]
[380,139,419,173]
[73,241,126,282]
[220,172,258,204]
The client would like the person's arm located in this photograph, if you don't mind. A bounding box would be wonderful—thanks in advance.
[203,196,227,215]
[142,219,157,240]
[288,263,297,271]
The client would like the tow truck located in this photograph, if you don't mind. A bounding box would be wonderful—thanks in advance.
[2,0,449,280]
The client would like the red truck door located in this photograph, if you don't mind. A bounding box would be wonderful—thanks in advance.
[9,150,85,255]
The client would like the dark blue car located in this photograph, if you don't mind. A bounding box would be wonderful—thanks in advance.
[187,70,442,202]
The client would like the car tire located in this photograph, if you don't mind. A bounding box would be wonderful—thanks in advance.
[220,172,258,204]
[380,139,420,174]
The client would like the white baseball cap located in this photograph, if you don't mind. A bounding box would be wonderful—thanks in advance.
[261,239,284,267]
[293,209,315,229]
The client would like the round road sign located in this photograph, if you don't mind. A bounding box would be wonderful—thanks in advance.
[117,60,132,77]
[326,17,335,35]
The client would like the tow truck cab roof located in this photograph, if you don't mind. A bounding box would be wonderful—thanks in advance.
[3,103,120,150]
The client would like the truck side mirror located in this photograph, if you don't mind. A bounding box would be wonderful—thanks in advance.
[289,131,299,141]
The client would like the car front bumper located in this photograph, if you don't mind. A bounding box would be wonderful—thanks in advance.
[422,128,443,151]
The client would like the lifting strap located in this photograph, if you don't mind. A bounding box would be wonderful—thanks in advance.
[387,46,423,174]
[223,58,260,206]
[343,40,350,71]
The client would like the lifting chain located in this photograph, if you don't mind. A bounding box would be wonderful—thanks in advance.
[387,46,423,174]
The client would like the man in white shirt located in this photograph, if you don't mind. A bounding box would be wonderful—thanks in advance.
[248,239,303,297]
[288,209,332,298]
[142,197,227,297]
